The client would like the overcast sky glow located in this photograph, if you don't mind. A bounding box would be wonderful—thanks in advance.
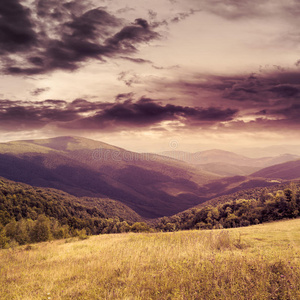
[0,0,300,153]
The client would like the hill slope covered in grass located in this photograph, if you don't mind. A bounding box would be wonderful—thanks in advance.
[1,219,300,299]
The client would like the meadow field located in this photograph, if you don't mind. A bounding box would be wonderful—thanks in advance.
[1,219,300,300]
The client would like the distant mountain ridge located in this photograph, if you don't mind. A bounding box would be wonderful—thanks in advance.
[159,149,300,176]
[236,145,300,158]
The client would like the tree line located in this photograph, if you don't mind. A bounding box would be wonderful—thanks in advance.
[0,179,152,248]
[156,184,300,231]
[1,177,300,248]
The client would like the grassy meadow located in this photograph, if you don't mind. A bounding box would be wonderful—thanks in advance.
[1,219,300,299]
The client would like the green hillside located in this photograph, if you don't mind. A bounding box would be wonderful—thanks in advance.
[195,181,300,208]
[0,177,142,222]
[0,177,150,247]
[156,182,300,231]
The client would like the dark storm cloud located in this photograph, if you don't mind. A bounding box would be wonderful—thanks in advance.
[0,0,160,75]
[171,70,300,105]
[257,104,300,125]
[0,99,77,130]
[222,71,300,103]
[273,104,300,121]
[0,97,238,131]
[63,98,238,130]
[148,67,300,131]
[268,85,300,98]
[0,0,37,54]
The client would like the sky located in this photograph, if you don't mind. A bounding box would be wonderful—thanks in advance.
[0,0,300,154]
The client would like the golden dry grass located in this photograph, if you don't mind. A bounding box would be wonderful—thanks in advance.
[1,219,300,299]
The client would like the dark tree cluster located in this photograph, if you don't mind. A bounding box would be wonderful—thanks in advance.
[156,184,300,231]
[0,179,151,248]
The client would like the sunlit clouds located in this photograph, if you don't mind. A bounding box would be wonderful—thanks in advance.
[0,0,300,152]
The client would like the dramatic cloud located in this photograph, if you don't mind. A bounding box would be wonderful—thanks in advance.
[0,99,78,130]
[218,70,300,108]
[0,0,160,75]
[72,98,238,129]
[0,97,238,132]
[1,0,300,150]
[270,104,300,123]
[0,0,37,54]
[144,67,300,133]
[164,68,300,105]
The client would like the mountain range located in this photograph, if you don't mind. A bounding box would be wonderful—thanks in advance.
[160,149,300,176]
[0,136,300,218]
[0,137,217,218]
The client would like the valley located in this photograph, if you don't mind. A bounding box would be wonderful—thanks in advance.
[0,136,299,219]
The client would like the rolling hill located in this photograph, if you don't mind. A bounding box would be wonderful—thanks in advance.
[0,176,143,223]
[251,159,300,180]
[0,136,290,218]
[183,180,300,211]
[0,137,220,218]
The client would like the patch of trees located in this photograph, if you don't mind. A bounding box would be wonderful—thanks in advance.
[0,179,151,248]
[156,185,300,231]
[196,181,300,208]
